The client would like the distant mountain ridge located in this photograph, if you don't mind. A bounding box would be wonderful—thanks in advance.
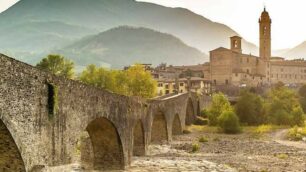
[281,42,306,59]
[0,0,258,66]
[55,26,208,69]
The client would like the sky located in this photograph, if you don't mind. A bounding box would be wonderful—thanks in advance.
[1,0,306,50]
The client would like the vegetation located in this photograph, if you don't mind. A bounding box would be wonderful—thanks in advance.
[287,126,306,141]
[254,125,273,135]
[191,143,200,153]
[198,136,209,143]
[217,111,241,134]
[265,86,305,126]
[79,64,157,98]
[235,90,265,125]
[36,54,75,79]
[298,84,306,112]
[207,93,232,126]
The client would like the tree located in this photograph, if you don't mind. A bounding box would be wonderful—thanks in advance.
[298,84,306,113]
[36,54,75,79]
[79,64,157,98]
[125,64,157,98]
[235,90,265,125]
[265,86,303,125]
[208,92,232,126]
[218,111,241,134]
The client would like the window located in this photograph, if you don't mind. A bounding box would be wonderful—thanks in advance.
[225,79,229,85]
[158,83,163,87]
[180,83,184,87]
[165,84,169,89]
[247,69,250,74]
[235,73,238,77]
[165,90,170,94]
[234,40,238,48]
[247,58,249,63]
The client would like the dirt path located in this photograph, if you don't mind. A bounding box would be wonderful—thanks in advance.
[272,129,306,150]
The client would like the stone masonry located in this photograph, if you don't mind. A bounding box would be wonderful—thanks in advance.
[0,54,208,171]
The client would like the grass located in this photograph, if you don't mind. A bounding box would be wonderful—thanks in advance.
[198,136,209,143]
[287,126,306,141]
[191,143,200,153]
[276,153,289,159]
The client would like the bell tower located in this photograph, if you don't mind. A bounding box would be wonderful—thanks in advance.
[230,36,242,53]
[259,7,271,60]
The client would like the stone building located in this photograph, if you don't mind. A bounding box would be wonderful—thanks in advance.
[206,8,306,87]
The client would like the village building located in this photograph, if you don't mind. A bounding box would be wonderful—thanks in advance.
[206,8,306,88]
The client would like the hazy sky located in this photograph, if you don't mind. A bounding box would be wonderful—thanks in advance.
[1,0,306,50]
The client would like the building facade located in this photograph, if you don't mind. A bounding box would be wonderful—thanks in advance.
[206,8,306,87]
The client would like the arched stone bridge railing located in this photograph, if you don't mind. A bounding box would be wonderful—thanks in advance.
[0,54,210,172]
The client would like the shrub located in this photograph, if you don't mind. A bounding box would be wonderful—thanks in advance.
[198,136,209,143]
[290,107,305,127]
[191,143,200,153]
[276,153,288,159]
[287,126,306,141]
[255,125,273,135]
[208,93,232,126]
[183,129,191,134]
[235,90,265,125]
[217,111,241,134]
[200,109,208,118]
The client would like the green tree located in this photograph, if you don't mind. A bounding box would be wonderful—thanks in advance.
[208,92,232,126]
[79,64,157,98]
[235,90,265,125]
[79,64,116,91]
[125,64,157,98]
[218,111,241,134]
[298,84,306,113]
[265,86,303,125]
[36,54,75,79]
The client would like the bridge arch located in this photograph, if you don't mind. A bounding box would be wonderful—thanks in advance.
[185,98,195,125]
[0,119,26,172]
[86,117,124,170]
[133,120,145,156]
[151,111,168,143]
[172,114,182,135]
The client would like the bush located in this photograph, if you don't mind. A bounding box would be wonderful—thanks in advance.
[191,143,200,152]
[254,125,273,135]
[200,109,208,118]
[183,129,192,134]
[217,111,241,134]
[290,107,305,127]
[287,126,306,141]
[208,93,232,126]
[198,136,209,143]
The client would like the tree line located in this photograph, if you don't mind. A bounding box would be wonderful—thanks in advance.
[36,54,157,98]
[204,83,306,133]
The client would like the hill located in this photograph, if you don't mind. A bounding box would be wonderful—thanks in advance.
[0,0,258,65]
[55,26,208,69]
[282,42,306,59]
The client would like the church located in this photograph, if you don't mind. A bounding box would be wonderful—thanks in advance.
[205,8,306,87]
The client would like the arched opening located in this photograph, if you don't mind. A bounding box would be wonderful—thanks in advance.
[172,114,182,135]
[185,99,195,125]
[0,120,25,172]
[133,120,145,156]
[151,111,168,143]
[86,117,124,170]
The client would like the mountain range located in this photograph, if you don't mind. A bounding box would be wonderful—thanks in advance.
[0,0,305,68]
[55,26,207,69]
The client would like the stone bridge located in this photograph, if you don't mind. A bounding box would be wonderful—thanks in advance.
[0,54,210,172]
